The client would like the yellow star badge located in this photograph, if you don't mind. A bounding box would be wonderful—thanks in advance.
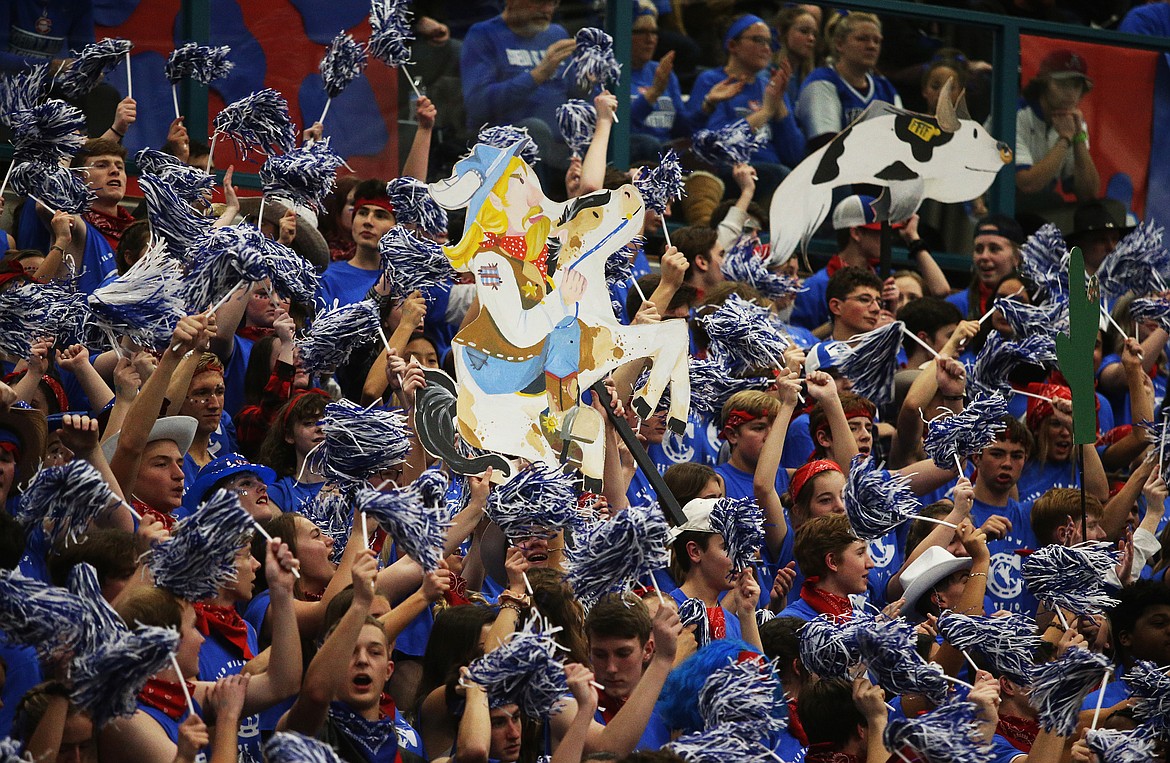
[540,411,560,433]
[521,282,541,299]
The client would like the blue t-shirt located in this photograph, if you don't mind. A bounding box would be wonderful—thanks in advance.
[790,267,829,331]
[988,734,1028,762]
[970,497,1038,615]
[946,289,972,319]
[316,260,380,310]
[197,620,264,763]
[626,414,718,506]
[716,461,791,608]
[688,67,804,167]
[0,641,41,737]
[594,706,672,751]
[866,529,903,608]
[17,201,116,294]
[460,16,570,131]
[268,476,324,514]
[629,60,692,142]
[796,66,902,140]
[781,412,815,469]
[223,334,255,419]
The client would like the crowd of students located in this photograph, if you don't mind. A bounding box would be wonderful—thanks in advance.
[1,2,1169,763]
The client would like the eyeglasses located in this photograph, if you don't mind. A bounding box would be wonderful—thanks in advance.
[187,386,226,405]
[843,294,880,307]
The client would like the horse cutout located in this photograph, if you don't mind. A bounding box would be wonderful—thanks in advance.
[416,140,691,486]
[767,79,1012,265]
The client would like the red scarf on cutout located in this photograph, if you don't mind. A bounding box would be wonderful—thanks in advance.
[138,677,196,720]
[996,715,1039,751]
[193,602,254,659]
[799,577,853,618]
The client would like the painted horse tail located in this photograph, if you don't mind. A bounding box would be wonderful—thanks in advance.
[415,368,514,477]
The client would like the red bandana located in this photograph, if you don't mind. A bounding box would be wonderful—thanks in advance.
[193,602,254,660]
[480,231,548,279]
[805,747,862,763]
[707,605,727,640]
[789,459,843,502]
[138,503,176,531]
[996,715,1039,751]
[786,698,808,746]
[237,325,276,342]
[82,205,135,248]
[354,197,395,216]
[0,257,28,289]
[597,687,626,723]
[138,677,197,720]
[444,574,472,607]
[719,408,758,440]
[799,577,854,618]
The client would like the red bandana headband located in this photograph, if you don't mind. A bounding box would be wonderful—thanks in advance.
[719,409,759,440]
[790,459,842,501]
[353,197,395,216]
[279,388,331,431]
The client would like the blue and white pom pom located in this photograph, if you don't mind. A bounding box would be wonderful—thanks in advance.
[9,99,85,163]
[709,497,765,577]
[354,472,452,571]
[71,625,179,727]
[487,462,585,540]
[666,722,774,762]
[180,224,270,310]
[477,124,540,165]
[1021,542,1121,615]
[138,172,213,261]
[798,613,870,678]
[265,732,343,763]
[1130,296,1170,335]
[87,239,186,352]
[0,737,30,762]
[320,31,368,99]
[296,299,381,374]
[843,455,923,540]
[213,88,298,157]
[1098,220,1170,302]
[563,27,621,92]
[966,331,1058,399]
[55,38,132,99]
[0,279,58,362]
[691,120,766,167]
[720,235,801,299]
[379,225,457,301]
[306,399,412,484]
[165,43,233,85]
[605,236,641,311]
[263,238,319,305]
[0,569,91,660]
[465,613,569,719]
[556,99,596,158]
[147,489,256,602]
[1122,659,1170,734]
[16,459,120,547]
[884,701,991,763]
[634,149,685,215]
[698,657,785,735]
[922,393,1009,471]
[677,598,711,648]
[1018,223,1069,302]
[302,489,356,564]
[0,63,48,126]
[936,611,1040,685]
[1086,727,1158,763]
[566,503,670,608]
[854,616,950,705]
[10,160,95,213]
[385,177,448,238]
[836,320,905,408]
[368,0,415,68]
[701,293,790,374]
[995,297,1070,339]
[260,140,344,214]
[68,562,128,652]
[687,357,773,420]
[1029,647,1112,735]
[136,148,215,206]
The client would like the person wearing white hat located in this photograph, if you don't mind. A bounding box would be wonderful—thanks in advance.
[666,497,763,647]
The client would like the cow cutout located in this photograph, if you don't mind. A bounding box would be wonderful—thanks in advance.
[768,79,1012,264]
[416,142,691,485]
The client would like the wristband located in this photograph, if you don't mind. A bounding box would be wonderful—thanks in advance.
[1056,135,1071,148]
[111,126,125,138]
[907,239,929,257]
[968,572,987,579]
[499,603,524,615]
[1073,131,1088,144]
[49,244,65,254]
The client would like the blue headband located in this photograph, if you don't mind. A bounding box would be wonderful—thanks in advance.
[724,15,767,50]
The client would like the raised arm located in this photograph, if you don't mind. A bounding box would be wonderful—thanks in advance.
[55,344,114,411]
[278,548,377,735]
[805,371,857,469]
[755,373,801,558]
[238,540,303,714]
[579,90,616,195]
[402,96,436,181]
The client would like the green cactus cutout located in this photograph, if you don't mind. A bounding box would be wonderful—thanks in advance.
[1055,246,1099,446]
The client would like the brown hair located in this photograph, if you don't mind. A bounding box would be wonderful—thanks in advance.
[586,593,652,643]
[528,568,590,665]
[809,392,876,456]
[793,514,861,579]
[115,585,187,629]
[663,463,720,507]
[669,530,715,585]
[1031,487,1103,545]
[71,138,127,167]
[259,391,329,477]
[720,390,782,430]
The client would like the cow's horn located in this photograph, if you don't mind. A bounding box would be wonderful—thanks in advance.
[956,90,971,121]
[936,78,959,133]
